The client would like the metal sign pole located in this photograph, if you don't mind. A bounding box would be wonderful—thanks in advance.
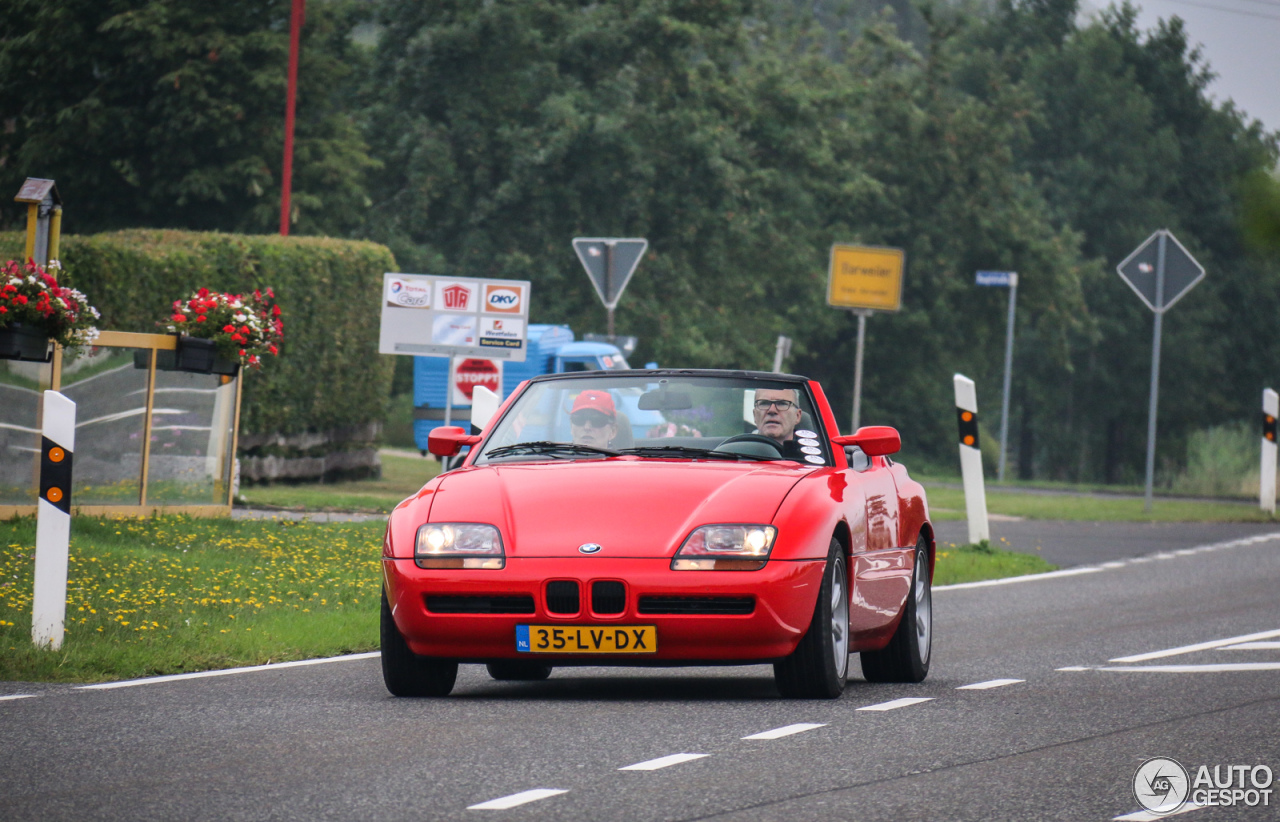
[997,273,1018,482]
[1143,234,1168,513]
[851,309,871,431]
[605,242,615,338]
[443,352,456,430]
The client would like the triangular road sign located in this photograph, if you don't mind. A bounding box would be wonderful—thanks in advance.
[572,237,648,309]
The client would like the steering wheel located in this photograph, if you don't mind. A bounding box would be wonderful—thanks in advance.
[714,433,785,458]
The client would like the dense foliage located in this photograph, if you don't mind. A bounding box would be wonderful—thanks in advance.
[0,0,374,236]
[0,231,395,439]
[3,0,1277,483]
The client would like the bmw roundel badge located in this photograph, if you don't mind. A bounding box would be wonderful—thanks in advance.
[578,543,603,554]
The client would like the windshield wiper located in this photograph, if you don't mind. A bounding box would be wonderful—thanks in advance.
[617,445,776,461]
[483,441,620,460]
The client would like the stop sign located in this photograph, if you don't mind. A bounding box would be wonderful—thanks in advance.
[453,358,501,403]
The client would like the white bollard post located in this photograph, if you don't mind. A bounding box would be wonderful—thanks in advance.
[1262,388,1277,515]
[954,374,989,545]
[32,391,76,650]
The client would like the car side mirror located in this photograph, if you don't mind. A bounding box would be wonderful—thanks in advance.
[831,425,901,457]
[428,426,482,458]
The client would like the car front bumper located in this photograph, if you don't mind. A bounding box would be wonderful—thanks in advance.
[382,556,826,663]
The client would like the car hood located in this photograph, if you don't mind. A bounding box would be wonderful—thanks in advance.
[427,459,811,558]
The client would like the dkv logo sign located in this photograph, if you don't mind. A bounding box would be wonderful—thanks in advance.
[485,284,523,314]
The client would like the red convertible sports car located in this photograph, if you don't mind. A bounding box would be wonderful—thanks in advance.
[381,370,933,699]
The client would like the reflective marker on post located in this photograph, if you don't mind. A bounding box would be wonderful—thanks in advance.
[32,391,76,651]
[954,375,989,544]
[1262,388,1277,515]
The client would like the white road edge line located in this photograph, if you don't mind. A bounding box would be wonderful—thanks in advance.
[1109,628,1280,662]
[468,789,568,810]
[935,532,1280,592]
[1222,641,1280,650]
[1099,662,1280,673]
[77,651,381,690]
[856,697,934,711]
[0,694,38,702]
[742,723,827,740]
[620,753,709,771]
[1113,801,1208,820]
[956,679,1024,690]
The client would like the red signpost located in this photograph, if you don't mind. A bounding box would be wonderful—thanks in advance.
[279,0,305,236]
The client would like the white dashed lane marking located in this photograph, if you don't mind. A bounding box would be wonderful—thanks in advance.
[619,753,709,771]
[856,697,934,711]
[741,723,826,740]
[0,694,38,702]
[956,679,1025,690]
[1109,629,1280,663]
[467,789,569,810]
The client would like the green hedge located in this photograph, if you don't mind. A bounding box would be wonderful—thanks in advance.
[1,230,396,442]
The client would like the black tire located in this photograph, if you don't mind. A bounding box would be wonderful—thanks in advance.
[774,539,850,699]
[860,534,932,683]
[380,589,458,697]
[486,661,554,681]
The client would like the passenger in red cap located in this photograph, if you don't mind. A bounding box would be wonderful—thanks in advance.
[570,390,617,449]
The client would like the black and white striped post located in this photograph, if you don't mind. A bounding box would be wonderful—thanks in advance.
[954,374,989,544]
[1262,388,1277,515]
[32,390,76,651]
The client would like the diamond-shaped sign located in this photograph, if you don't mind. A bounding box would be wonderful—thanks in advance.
[1116,230,1204,313]
[572,237,647,309]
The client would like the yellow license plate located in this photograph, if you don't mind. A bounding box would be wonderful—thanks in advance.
[516,624,657,654]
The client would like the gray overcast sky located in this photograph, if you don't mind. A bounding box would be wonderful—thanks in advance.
[1085,0,1280,140]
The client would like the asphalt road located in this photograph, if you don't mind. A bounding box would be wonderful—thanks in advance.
[3,527,1279,821]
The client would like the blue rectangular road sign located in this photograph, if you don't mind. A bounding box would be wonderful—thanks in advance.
[975,270,1015,287]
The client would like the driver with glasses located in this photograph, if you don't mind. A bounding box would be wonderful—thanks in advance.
[569,390,619,449]
[753,388,806,460]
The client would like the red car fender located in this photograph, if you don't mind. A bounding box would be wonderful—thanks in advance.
[890,463,935,575]
[769,468,862,561]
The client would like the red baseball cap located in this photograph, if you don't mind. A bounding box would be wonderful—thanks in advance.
[571,390,616,419]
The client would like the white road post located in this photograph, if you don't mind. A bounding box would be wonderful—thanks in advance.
[1262,388,1277,514]
[32,390,76,650]
[954,374,989,545]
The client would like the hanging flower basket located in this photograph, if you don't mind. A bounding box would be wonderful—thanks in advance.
[0,259,100,361]
[0,322,53,363]
[159,287,283,374]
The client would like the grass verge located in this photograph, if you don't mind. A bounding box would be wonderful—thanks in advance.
[236,453,439,513]
[1,515,383,683]
[923,484,1275,522]
[932,538,1056,585]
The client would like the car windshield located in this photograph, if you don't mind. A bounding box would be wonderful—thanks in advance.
[475,374,831,467]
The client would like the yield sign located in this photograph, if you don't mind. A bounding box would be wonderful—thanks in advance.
[1116,230,1204,313]
[572,237,648,309]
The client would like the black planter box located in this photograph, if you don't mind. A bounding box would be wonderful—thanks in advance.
[0,323,53,363]
[132,336,239,377]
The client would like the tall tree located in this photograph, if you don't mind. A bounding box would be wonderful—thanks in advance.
[0,0,375,235]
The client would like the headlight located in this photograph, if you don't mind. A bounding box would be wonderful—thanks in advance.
[672,525,776,571]
[415,523,504,569]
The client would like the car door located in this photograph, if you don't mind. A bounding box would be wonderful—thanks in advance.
[847,453,913,642]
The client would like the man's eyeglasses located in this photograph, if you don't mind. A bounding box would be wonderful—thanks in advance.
[754,399,797,411]
[570,411,613,428]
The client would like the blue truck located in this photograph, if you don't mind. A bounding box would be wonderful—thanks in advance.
[412,324,640,451]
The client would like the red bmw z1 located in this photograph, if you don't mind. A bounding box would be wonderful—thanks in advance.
[380,369,933,699]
